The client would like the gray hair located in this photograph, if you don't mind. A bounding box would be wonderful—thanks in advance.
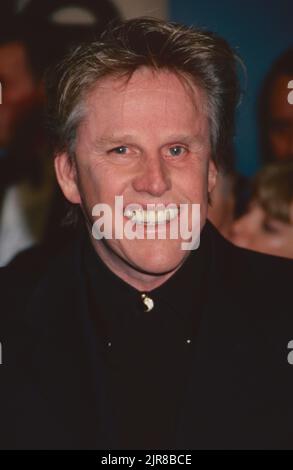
[46,17,241,169]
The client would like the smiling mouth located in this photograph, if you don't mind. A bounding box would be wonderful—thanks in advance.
[123,206,179,225]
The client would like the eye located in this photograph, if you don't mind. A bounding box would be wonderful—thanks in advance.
[262,220,281,234]
[262,221,276,233]
[168,146,186,157]
[110,146,128,155]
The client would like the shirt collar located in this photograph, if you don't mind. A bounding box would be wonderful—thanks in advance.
[82,220,214,321]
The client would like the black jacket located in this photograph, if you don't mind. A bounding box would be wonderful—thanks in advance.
[0,221,293,450]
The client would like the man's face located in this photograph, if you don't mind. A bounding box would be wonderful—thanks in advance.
[268,74,293,161]
[0,41,36,147]
[229,202,293,259]
[56,68,217,276]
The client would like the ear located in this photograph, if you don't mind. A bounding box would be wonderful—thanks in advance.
[208,159,218,193]
[54,153,81,204]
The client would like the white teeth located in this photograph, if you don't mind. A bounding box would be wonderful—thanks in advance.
[124,207,179,224]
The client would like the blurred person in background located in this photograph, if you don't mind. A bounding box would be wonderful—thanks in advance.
[0,14,50,265]
[211,48,293,239]
[229,161,293,259]
[258,48,293,164]
[1,18,293,451]
[0,0,120,266]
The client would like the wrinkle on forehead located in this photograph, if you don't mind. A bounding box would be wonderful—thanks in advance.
[88,67,208,114]
[80,67,210,147]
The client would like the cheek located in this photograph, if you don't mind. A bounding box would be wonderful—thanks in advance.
[76,165,104,209]
[252,233,284,254]
[78,163,130,210]
[179,162,209,197]
[268,233,288,247]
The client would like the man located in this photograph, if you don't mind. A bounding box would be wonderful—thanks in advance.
[1,18,293,450]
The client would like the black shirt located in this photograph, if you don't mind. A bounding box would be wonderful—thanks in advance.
[1,221,293,449]
[83,224,211,449]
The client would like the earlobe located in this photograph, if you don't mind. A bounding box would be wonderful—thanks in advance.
[54,153,81,204]
[208,160,218,193]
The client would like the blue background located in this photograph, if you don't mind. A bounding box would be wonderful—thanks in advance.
[169,0,293,176]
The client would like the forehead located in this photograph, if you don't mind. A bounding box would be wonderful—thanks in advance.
[82,67,209,135]
[90,67,204,98]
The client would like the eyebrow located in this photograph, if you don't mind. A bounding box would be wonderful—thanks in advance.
[93,135,137,149]
[163,134,206,146]
[93,133,206,149]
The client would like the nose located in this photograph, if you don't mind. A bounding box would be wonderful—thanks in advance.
[132,155,172,197]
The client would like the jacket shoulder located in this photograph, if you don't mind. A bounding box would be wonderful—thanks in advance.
[0,241,76,336]
[211,224,293,285]
[207,223,293,315]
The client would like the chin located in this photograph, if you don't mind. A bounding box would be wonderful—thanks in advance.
[125,240,188,275]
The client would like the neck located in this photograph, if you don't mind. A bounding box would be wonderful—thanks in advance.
[89,237,184,292]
